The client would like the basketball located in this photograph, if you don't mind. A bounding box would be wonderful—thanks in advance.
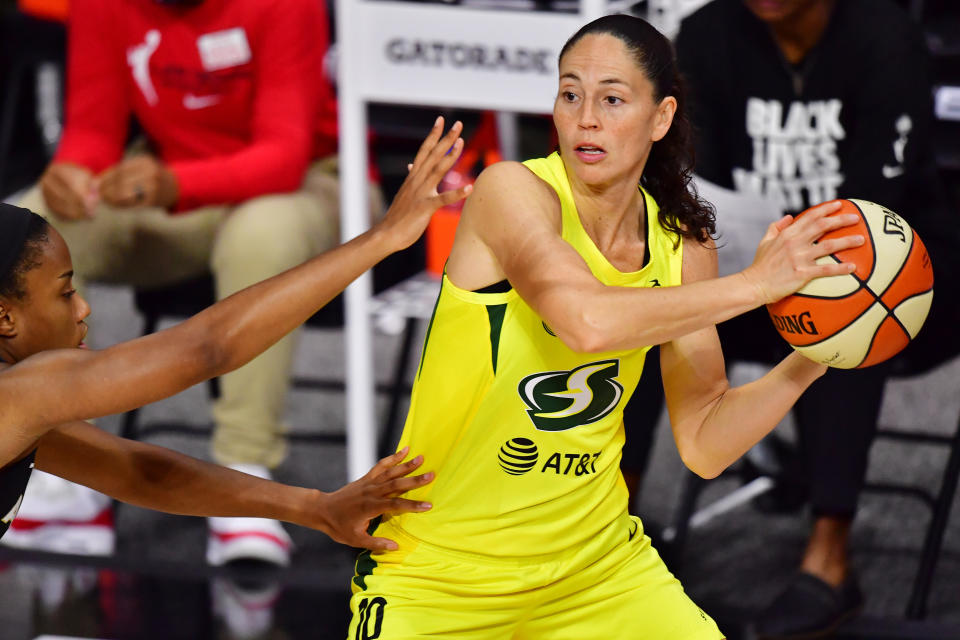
[766,199,934,369]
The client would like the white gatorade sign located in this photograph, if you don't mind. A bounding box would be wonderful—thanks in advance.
[345,3,581,114]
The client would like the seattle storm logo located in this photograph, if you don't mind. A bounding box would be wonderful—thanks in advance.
[518,360,623,431]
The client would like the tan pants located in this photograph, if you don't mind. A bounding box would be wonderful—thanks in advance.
[21,157,383,468]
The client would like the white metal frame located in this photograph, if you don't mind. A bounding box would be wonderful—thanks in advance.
[336,0,608,478]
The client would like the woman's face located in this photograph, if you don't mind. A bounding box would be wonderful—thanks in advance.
[553,33,676,188]
[1,228,90,360]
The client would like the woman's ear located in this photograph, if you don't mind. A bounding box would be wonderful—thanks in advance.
[651,96,678,143]
[0,301,17,338]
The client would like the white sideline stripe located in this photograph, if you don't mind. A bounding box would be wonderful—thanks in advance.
[661,476,775,542]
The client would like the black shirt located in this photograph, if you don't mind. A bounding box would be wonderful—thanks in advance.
[675,0,944,226]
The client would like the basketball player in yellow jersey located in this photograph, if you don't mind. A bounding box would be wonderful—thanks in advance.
[348,15,864,640]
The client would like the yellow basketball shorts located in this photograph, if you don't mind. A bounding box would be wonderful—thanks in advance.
[347,513,724,640]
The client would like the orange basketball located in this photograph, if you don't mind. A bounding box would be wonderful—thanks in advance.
[766,199,934,369]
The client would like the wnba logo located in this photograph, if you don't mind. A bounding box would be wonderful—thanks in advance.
[498,438,539,475]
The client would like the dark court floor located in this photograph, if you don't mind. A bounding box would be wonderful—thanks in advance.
[0,280,958,640]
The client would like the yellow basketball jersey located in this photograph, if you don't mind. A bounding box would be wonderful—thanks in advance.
[389,152,683,557]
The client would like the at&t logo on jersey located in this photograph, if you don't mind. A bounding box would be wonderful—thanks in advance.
[497,437,602,477]
[518,360,623,431]
[498,438,539,475]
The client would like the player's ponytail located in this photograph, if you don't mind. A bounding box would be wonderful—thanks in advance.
[560,14,716,245]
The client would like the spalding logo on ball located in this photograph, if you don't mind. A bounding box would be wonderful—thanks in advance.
[767,199,933,369]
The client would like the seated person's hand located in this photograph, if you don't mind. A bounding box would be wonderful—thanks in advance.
[40,162,98,221]
[98,155,179,210]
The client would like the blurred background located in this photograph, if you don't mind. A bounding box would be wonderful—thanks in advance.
[0,0,958,639]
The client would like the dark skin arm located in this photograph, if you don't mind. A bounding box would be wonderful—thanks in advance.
[0,119,470,551]
[35,422,430,550]
[0,118,468,449]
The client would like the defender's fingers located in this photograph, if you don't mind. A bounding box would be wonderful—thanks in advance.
[410,116,446,169]
[380,497,433,514]
[366,446,410,479]
[364,536,400,552]
[424,137,465,185]
[432,184,473,209]
[381,472,435,496]
[418,121,464,178]
[380,455,425,482]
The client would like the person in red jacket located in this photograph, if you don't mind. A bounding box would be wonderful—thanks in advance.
[14,0,378,568]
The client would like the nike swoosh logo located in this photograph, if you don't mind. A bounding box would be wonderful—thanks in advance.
[183,93,221,110]
[628,521,639,541]
[882,164,904,179]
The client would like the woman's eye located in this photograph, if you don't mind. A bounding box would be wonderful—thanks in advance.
[563,91,578,102]
[605,96,623,105]
[63,290,76,299]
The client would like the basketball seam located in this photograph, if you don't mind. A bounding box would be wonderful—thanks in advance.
[852,317,887,368]
[784,254,886,349]
[866,228,917,341]
[873,227,915,300]
[817,219,917,359]
[889,288,935,335]
[788,290,862,301]
[826,250,917,343]
[851,200,878,286]
[854,315,911,369]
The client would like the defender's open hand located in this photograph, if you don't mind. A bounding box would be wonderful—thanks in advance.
[377,117,473,251]
[313,447,434,552]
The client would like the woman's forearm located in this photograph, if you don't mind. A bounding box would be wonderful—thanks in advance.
[39,424,326,527]
[570,271,765,352]
[37,422,435,551]
[680,353,826,478]
[1,119,468,438]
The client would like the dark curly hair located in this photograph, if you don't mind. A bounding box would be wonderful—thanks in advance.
[0,213,50,301]
[559,14,716,245]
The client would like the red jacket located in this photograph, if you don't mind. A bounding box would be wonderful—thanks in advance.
[55,0,338,210]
